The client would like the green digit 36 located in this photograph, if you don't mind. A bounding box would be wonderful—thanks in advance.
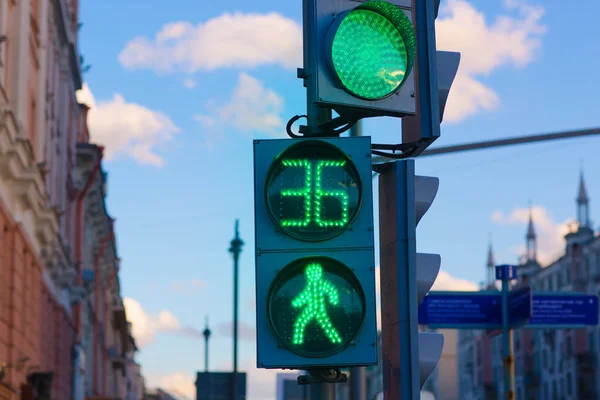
[280,159,349,228]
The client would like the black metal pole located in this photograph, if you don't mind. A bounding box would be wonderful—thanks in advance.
[229,220,244,400]
[311,382,335,400]
[349,368,366,400]
[203,316,211,373]
[349,121,367,400]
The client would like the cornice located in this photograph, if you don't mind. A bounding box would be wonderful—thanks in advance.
[0,107,61,253]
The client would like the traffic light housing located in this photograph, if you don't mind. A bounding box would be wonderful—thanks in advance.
[304,0,417,120]
[254,137,377,369]
[378,160,443,397]
[414,175,443,387]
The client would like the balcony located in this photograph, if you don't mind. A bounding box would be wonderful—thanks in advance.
[107,346,126,372]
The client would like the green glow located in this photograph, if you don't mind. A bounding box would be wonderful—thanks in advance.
[280,159,349,228]
[330,1,415,99]
[280,159,312,228]
[315,160,349,227]
[291,263,343,345]
[265,141,362,242]
[268,256,366,356]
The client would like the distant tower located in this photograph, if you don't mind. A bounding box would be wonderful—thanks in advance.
[526,203,537,264]
[203,316,211,372]
[487,238,495,288]
[577,169,591,230]
[566,167,594,251]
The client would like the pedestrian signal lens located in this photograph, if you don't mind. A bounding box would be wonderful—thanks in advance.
[265,141,362,242]
[268,257,365,357]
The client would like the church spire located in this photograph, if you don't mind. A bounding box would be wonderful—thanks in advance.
[526,202,537,263]
[577,168,590,229]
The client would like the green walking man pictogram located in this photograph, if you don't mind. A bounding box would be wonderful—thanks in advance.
[291,263,343,345]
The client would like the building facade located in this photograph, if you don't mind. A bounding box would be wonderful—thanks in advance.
[0,0,144,399]
[458,172,600,400]
[74,143,143,400]
[0,0,81,398]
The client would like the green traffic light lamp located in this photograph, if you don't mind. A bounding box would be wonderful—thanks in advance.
[326,1,416,100]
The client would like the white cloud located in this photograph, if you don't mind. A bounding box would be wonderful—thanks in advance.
[193,114,216,128]
[183,78,197,89]
[375,265,478,295]
[76,84,180,167]
[124,298,202,348]
[195,72,285,139]
[216,320,256,342]
[436,0,546,123]
[75,83,96,108]
[118,12,302,73]
[491,205,576,265]
[146,371,196,400]
[117,1,544,125]
[431,270,479,291]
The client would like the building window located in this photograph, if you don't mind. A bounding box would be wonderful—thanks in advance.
[589,331,596,352]
[567,372,572,396]
[566,336,572,358]
[553,380,558,400]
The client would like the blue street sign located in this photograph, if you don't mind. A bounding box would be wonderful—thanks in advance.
[496,264,517,281]
[527,293,599,328]
[420,290,598,330]
[418,291,502,329]
[509,286,533,327]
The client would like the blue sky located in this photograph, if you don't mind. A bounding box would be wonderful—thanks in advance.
[76,0,600,398]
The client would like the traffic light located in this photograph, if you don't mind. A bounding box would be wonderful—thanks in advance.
[378,160,442,397]
[414,175,443,388]
[253,137,377,369]
[303,0,417,121]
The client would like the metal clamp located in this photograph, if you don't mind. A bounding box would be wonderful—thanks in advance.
[298,368,348,385]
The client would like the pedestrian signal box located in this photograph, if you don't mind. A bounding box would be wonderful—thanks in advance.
[253,137,377,369]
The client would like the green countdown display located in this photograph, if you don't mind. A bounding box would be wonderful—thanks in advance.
[265,141,361,241]
[268,257,365,357]
[328,0,416,100]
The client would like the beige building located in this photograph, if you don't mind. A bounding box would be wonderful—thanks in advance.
[422,329,459,400]
[458,172,600,399]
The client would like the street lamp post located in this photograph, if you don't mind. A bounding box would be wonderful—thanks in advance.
[229,220,244,400]
[203,316,211,372]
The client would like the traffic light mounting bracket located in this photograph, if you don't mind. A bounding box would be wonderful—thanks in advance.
[297,368,348,385]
